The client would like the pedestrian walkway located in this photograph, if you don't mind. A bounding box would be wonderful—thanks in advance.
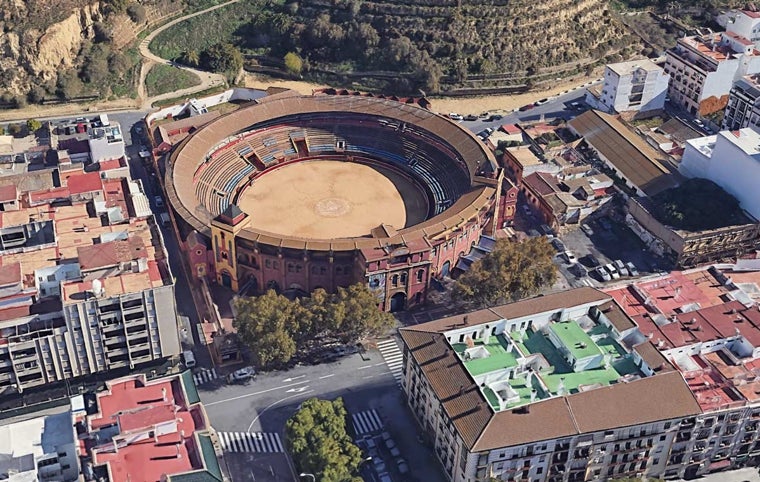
[352,409,383,436]
[376,338,404,383]
[193,368,218,386]
[218,431,284,453]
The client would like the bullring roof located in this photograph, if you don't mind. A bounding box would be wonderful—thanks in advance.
[166,91,498,250]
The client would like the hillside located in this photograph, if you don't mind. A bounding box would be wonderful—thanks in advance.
[0,0,182,106]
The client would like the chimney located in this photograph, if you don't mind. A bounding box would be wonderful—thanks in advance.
[557,377,566,396]
[530,389,537,403]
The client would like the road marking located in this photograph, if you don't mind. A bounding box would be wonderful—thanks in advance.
[218,431,284,453]
[282,375,306,382]
[205,380,310,407]
[362,374,377,379]
[286,386,310,393]
[352,409,383,436]
[319,374,335,379]
[373,362,386,367]
[247,389,315,431]
[357,365,372,370]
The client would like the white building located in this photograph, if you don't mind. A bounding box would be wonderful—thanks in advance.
[680,128,760,219]
[723,74,760,131]
[88,124,125,163]
[0,411,79,482]
[586,59,669,114]
[664,32,760,116]
[718,9,760,48]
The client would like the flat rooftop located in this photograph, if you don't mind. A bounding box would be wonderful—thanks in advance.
[452,334,518,376]
[549,321,603,359]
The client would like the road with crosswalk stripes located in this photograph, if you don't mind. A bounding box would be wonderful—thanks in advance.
[193,368,218,386]
[218,431,284,453]
[376,338,404,383]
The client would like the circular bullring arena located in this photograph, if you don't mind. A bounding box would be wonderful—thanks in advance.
[165,91,499,307]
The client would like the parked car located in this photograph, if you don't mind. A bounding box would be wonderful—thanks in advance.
[568,101,583,109]
[381,431,392,441]
[154,195,164,208]
[626,261,639,277]
[583,254,601,267]
[595,267,611,282]
[569,263,588,279]
[539,224,555,236]
[613,259,629,277]
[397,458,410,474]
[448,113,464,121]
[227,366,255,383]
[581,223,594,237]
[563,251,577,264]
[527,229,541,238]
[551,238,565,252]
[389,446,401,457]
[464,114,478,121]
[377,473,392,482]
[605,263,620,279]
[487,114,504,121]
[385,438,396,450]
[535,98,549,105]
[373,459,387,473]
[519,104,535,112]
[477,129,491,138]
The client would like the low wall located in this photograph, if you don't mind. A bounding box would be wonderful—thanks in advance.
[146,87,267,126]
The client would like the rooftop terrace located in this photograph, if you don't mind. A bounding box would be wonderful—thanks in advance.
[453,317,643,411]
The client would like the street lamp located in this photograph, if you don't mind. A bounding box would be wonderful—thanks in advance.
[299,474,315,482]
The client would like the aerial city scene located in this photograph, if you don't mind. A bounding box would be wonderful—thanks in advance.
[6,0,760,481]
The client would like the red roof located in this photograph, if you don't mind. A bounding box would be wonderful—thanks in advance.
[0,184,17,203]
[501,124,521,135]
[0,262,22,286]
[523,172,559,197]
[67,172,102,195]
[29,187,70,205]
[741,9,760,18]
[99,158,125,171]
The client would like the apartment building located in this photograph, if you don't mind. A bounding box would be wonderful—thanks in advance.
[76,372,223,482]
[722,74,760,131]
[664,32,760,116]
[681,127,760,220]
[399,288,704,482]
[0,160,179,394]
[586,59,669,114]
[720,9,760,48]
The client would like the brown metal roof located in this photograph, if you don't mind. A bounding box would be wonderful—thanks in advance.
[633,340,676,374]
[166,92,497,248]
[568,110,679,196]
[598,300,637,333]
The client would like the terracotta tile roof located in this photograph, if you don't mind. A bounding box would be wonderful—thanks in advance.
[77,237,147,271]
[633,340,675,373]
[67,172,103,195]
[0,262,22,286]
[523,172,559,197]
[0,184,17,202]
[598,300,636,333]
[399,329,491,448]
[566,371,701,433]
[473,398,577,451]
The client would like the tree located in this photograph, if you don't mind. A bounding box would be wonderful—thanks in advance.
[286,398,364,482]
[284,52,303,76]
[200,42,243,74]
[7,124,22,136]
[181,50,200,67]
[233,290,303,368]
[452,237,557,308]
[329,283,395,341]
[126,3,147,23]
[26,119,42,133]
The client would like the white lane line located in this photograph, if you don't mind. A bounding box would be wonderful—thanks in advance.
[357,365,372,370]
[319,374,335,379]
[206,380,310,407]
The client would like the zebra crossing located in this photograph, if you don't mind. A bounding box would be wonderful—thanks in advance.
[377,338,404,383]
[352,409,383,436]
[218,431,284,453]
[192,368,218,386]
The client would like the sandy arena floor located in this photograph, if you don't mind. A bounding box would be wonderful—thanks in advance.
[237,160,428,239]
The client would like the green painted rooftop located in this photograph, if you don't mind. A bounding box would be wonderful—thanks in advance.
[550,321,603,359]
[453,334,519,376]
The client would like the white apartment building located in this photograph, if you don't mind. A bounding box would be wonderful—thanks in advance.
[719,9,760,48]
[586,59,669,114]
[722,74,760,131]
[0,411,79,482]
[664,32,760,115]
[680,127,760,220]
[88,123,125,163]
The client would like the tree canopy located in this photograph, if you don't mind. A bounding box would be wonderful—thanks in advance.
[26,119,42,132]
[286,398,363,482]
[452,237,557,308]
[200,42,243,74]
[284,52,304,76]
[652,178,746,231]
[233,283,395,369]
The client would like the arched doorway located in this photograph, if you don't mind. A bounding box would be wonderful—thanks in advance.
[220,270,232,288]
[266,280,280,293]
[441,261,451,277]
[390,292,406,312]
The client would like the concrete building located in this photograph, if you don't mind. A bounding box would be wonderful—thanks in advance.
[722,74,760,131]
[719,9,760,49]
[0,411,78,482]
[586,59,670,114]
[0,163,179,394]
[664,32,760,116]
[680,128,760,220]
[87,124,125,163]
[401,283,760,481]
[399,288,703,482]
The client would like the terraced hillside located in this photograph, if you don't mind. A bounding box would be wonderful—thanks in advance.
[239,0,636,92]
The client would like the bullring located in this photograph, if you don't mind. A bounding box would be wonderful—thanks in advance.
[166,90,510,311]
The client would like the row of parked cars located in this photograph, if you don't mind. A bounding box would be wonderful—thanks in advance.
[551,238,639,282]
[357,432,409,482]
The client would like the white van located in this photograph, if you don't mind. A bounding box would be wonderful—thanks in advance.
[182,350,196,368]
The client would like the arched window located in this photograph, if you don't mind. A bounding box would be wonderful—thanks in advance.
[400,272,407,285]
[391,274,399,287]
[416,269,424,282]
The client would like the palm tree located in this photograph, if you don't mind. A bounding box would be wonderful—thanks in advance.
[181,50,200,67]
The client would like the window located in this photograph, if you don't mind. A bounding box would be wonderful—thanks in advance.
[416,269,424,282]
[392,274,399,287]
[400,273,407,284]
[336,266,343,275]
[265,259,271,269]
[536,467,543,475]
